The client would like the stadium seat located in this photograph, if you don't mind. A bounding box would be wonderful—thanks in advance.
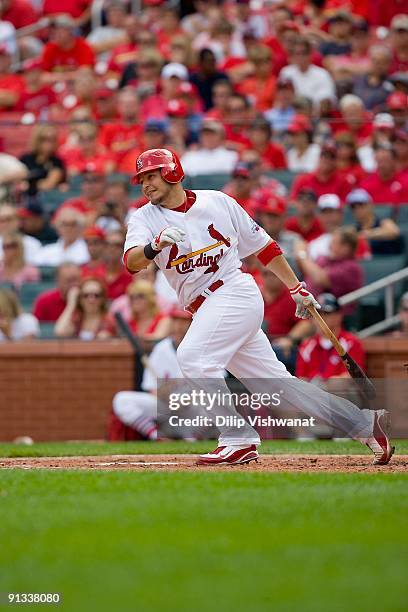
[359,254,407,307]
[375,205,395,220]
[185,174,232,190]
[267,170,299,190]
[40,190,69,215]
[39,323,55,339]
[397,205,408,224]
[20,282,55,311]
[39,266,57,282]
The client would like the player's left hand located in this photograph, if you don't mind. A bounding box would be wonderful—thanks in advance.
[289,282,321,319]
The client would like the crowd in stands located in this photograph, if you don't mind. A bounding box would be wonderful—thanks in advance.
[1,0,408,386]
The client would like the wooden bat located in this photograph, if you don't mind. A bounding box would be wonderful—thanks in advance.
[306,303,376,401]
[170,239,229,267]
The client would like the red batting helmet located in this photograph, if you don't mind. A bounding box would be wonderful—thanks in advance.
[131,148,184,185]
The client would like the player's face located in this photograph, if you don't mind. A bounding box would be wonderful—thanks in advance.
[139,170,172,205]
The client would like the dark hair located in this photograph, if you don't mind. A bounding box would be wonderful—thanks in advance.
[294,37,312,54]
[336,226,358,254]
[199,48,216,62]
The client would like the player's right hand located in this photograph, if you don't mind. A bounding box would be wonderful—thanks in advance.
[152,227,186,250]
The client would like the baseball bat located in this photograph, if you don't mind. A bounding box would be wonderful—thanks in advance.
[306,304,376,400]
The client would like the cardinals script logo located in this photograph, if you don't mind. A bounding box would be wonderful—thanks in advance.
[166,225,231,274]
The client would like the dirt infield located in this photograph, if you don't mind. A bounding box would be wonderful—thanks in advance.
[0,454,407,472]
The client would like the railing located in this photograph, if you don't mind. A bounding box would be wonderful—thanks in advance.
[338,267,408,338]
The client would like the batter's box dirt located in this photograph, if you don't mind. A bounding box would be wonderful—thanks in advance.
[0,454,407,472]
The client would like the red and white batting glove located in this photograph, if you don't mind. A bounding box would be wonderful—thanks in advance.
[152,226,186,251]
[289,282,321,319]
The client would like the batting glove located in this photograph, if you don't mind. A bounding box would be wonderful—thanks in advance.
[289,282,321,319]
[152,226,186,250]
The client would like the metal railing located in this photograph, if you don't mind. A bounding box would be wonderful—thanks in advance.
[338,267,408,338]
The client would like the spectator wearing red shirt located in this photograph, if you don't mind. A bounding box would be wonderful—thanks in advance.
[290,143,351,201]
[296,293,365,380]
[40,14,95,83]
[248,117,287,171]
[205,80,233,123]
[106,15,140,75]
[0,46,24,112]
[33,262,81,322]
[360,145,408,204]
[261,268,312,372]
[335,131,366,189]
[285,188,324,242]
[98,88,143,168]
[42,0,92,25]
[386,92,408,131]
[60,122,115,177]
[296,226,364,314]
[105,231,133,301]
[0,0,38,29]
[15,58,57,115]
[81,226,107,279]
[224,93,253,153]
[255,193,301,259]
[223,162,258,216]
[60,169,106,222]
[236,44,276,112]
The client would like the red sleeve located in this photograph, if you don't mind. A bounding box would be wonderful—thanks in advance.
[41,44,55,72]
[33,295,45,321]
[77,40,95,67]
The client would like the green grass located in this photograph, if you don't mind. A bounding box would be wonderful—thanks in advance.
[0,471,406,612]
[0,438,407,458]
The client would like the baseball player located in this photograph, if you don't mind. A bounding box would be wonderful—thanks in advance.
[124,148,394,466]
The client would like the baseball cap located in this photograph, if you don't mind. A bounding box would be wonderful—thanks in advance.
[84,226,106,241]
[387,91,408,110]
[298,188,318,202]
[96,86,115,100]
[166,98,188,118]
[51,14,75,28]
[144,118,167,133]
[256,194,287,216]
[169,308,192,320]
[346,188,372,205]
[233,161,251,179]
[352,19,369,33]
[318,293,341,313]
[373,113,395,130]
[327,10,352,24]
[201,119,224,134]
[277,77,294,90]
[317,194,341,210]
[391,14,408,31]
[161,62,189,81]
[287,115,312,134]
[17,201,44,218]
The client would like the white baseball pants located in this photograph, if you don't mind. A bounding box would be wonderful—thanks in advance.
[176,273,374,446]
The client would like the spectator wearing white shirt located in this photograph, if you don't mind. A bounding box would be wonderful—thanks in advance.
[181,119,238,176]
[280,38,336,107]
[308,194,343,261]
[0,204,41,265]
[34,207,89,267]
[287,115,321,172]
[0,288,39,342]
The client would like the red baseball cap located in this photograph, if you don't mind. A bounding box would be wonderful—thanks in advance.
[169,308,192,320]
[387,91,408,110]
[83,226,107,240]
[166,99,189,118]
[256,195,287,216]
[96,87,115,100]
[287,115,312,134]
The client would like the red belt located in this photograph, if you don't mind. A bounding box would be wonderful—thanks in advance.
[186,280,224,314]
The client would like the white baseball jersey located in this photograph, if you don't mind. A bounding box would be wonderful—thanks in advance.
[124,190,270,306]
[142,337,183,392]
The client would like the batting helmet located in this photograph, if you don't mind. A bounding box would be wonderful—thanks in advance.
[131,148,184,185]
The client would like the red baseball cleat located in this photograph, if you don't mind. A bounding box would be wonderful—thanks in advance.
[197,444,259,466]
[364,410,395,465]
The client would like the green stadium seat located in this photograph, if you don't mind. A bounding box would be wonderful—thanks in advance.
[38,266,56,282]
[20,282,55,311]
[267,170,299,191]
[40,190,68,215]
[375,205,394,220]
[359,254,407,307]
[39,323,55,339]
[397,205,408,224]
[185,174,231,190]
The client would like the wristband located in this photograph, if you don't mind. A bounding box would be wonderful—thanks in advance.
[144,243,161,260]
